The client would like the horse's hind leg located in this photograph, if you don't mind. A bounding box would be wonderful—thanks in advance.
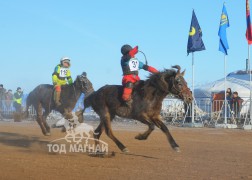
[101,111,128,152]
[152,116,180,152]
[35,103,47,135]
[135,114,155,140]
[42,110,51,136]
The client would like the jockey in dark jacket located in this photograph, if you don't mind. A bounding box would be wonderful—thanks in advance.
[120,44,158,106]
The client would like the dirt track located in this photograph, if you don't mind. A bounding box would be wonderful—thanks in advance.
[0,120,252,180]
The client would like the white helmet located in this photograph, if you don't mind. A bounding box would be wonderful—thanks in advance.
[60,57,71,67]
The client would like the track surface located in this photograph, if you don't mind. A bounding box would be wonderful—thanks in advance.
[0,120,252,180]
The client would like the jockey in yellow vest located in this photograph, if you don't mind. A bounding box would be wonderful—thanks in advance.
[52,57,73,106]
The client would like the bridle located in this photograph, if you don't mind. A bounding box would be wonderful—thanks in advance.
[79,76,88,93]
[78,75,93,95]
[170,76,189,99]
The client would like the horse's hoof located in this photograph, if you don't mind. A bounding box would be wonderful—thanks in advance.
[173,147,180,152]
[135,134,146,140]
[45,132,51,136]
[122,148,129,153]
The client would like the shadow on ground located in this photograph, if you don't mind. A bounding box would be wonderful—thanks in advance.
[0,132,48,149]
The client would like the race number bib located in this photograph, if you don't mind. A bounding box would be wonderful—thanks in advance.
[129,58,139,71]
[59,67,68,78]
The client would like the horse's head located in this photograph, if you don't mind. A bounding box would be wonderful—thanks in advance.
[151,65,192,104]
[168,65,193,104]
[75,72,94,96]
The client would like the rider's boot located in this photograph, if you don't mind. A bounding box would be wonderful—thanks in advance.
[54,91,62,107]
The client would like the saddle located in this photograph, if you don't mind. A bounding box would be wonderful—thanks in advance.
[117,80,145,117]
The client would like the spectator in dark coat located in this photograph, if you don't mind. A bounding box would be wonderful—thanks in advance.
[0,84,6,110]
[5,89,13,110]
[231,91,243,118]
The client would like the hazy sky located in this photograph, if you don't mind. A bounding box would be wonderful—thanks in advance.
[0,0,248,93]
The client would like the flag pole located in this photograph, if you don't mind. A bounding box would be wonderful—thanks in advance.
[192,52,195,123]
[224,54,227,124]
[249,44,252,124]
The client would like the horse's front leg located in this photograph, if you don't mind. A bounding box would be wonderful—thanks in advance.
[74,109,84,123]
[152,115,180,152]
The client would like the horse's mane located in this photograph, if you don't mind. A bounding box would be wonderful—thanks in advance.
[141,69,177,92]
[147,69,176,81]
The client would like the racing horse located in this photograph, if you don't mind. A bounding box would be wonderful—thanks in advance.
[26,73,94,136]
[83,65,192,152]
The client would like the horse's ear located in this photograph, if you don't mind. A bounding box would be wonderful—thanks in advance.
[81,72,87,77]
[181,69,186,76]
[172,65,181,74]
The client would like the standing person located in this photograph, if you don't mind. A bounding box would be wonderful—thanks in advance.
[184,91,192,122]
[0,84,6,110]
[231,91,243,118]
[226,88,232,117]
[13,87,23,112]
[0,84,5,120]
[226,88,232,94]
[52,57,73,107]
[120,44,158,107]
[5,89,13,110]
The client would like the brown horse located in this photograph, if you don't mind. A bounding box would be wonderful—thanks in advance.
[83,65,192,153]
[26,74,94,136]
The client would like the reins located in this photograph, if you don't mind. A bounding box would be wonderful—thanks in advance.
[73,83,78,102]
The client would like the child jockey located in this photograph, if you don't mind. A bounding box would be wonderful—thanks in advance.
[52,57,73,107]
[121,44,158,107]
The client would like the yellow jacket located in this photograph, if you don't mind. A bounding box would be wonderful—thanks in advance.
[52,64,73,85]
[14,91,23,105]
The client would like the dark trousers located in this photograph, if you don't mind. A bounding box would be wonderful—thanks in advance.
[13,102,22,112]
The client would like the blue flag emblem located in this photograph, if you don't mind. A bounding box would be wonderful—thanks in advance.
[218,4,230,55]
[187,10,206,55]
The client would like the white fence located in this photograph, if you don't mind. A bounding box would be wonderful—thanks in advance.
[161,97,250,126]
[0,99,251,126]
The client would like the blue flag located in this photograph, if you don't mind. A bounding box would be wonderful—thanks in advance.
[218,4,230,55]
[187,10,205,55]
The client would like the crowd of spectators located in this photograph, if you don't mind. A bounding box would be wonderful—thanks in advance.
[0,84,24,118]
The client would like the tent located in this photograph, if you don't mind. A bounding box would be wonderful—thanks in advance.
[194,70,251,98]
